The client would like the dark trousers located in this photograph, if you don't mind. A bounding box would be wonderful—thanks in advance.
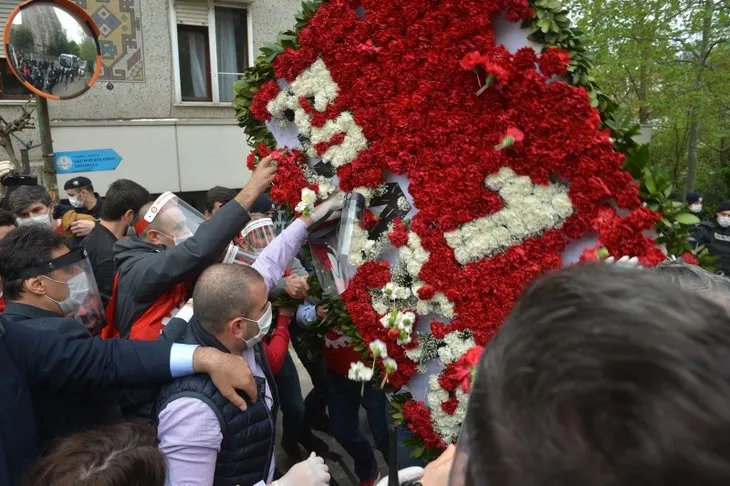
[327,369,389,482]
[274,352,308,447]
[290,325,329,418]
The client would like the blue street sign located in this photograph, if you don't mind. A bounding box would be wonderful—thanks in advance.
[54,149,123,174]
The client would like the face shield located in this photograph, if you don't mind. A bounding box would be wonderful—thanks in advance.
[240,217,277,254]
[135,192,206,246]
[18,247,106,335]
[222,242,258,266]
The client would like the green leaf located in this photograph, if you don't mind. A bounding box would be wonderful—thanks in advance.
[675,213,701,225]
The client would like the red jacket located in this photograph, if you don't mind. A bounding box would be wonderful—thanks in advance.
[263,314,292,375]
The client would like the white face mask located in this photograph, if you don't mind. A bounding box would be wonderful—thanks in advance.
[43,272,90,315]
[689,203,703,214]
[718,216,730,228]
[174,232,194,246]
[242,302,272,348]
[69,195,85,209]
[18,212,52,228]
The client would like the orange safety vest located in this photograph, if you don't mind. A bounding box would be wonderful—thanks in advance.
[100,274,190,341]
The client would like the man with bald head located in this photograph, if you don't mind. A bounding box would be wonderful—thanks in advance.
[156,264,330,486]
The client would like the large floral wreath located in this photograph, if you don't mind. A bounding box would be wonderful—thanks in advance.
[234,0,699,456]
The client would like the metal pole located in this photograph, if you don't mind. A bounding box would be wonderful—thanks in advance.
[19,148,30,174]
[35,95,57,200]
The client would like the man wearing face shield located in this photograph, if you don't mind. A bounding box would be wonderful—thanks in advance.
[156,264,330,486]
[0,226,115,447]
[104,159,278,341]
[236,215,333,460]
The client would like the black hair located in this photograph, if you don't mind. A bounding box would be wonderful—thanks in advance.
[465,263,730,486]
[205,186,237,213]
[9,185,52,216]
[193,264,265,332]
[0,225,69,300]
[101,179,151,222]
[0,210,17,227]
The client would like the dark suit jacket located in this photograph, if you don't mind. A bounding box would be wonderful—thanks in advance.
[3,303,125,451]
[0,318,174,486]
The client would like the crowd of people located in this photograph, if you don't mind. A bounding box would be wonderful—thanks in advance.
[14,54,82,94]
[2,152,730,486]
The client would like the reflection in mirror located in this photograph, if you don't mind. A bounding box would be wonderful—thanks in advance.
[6,3,98,99]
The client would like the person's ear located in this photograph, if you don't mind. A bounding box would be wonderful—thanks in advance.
[124,209,135,226]
[204,210,212,220]
[23,276,47,297]
[227,317,248,340]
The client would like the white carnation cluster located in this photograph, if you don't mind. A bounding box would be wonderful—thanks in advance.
[347,361,374,382]
[267,59,367,171]
[398,232,456,319]
[348,339,399,388]
[347,224,388,267]
[445,167,574,265]
[427,375,469,444]
[438,331,476,365]
[379,310,416,345]
[294,187,317,215]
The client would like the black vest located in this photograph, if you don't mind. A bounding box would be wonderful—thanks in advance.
[156,317,279,486]
[700,221,730,275]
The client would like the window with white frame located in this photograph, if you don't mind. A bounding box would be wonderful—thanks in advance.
[173,0,250,103]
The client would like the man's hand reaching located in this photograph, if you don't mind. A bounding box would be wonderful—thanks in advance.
[237,155,277,210]
[192,347,258,411]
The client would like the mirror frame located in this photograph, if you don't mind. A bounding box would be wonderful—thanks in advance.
[2,0,103,100]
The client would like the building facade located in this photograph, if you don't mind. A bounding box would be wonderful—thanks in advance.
[0,0,301,198]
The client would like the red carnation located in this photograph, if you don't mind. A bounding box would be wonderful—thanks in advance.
[250,80,280,121]
[441,396,459,415]
[360,210,379,231]
[539,47,572,78]
[388,217,409,247]
[459,51,484,71]
[495,127,524,151]
[682,252,698,265]
[417,284,436,301]
[483,62,510,86]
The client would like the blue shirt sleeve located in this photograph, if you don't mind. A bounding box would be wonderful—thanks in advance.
[169,343,199,378]
[296,302,317,327]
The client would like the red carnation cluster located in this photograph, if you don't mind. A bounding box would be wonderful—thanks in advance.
[388,217,408,247]
[360,210,379,231]
[255,0,664,447]
[246,143,273,171]
[250,80,280,122]
[402,401,447,451]
[539,47,572,78]
[267,149,317,210]
[438,346,484,394]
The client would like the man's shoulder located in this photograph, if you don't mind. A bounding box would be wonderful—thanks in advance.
[11,315,89,338]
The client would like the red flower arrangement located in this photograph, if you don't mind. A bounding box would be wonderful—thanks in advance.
[539,47,572,78]
[246,0,664,451]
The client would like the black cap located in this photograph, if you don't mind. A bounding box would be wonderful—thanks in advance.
[63,176,92,190]
[717,201,730,214]
[251,193,274,214]
[686,192,702,205]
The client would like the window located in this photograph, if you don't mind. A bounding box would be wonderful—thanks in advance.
[214,7,248,102]
[173,0,249,103]
[178,25,212,101]
[0,58,30,100]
